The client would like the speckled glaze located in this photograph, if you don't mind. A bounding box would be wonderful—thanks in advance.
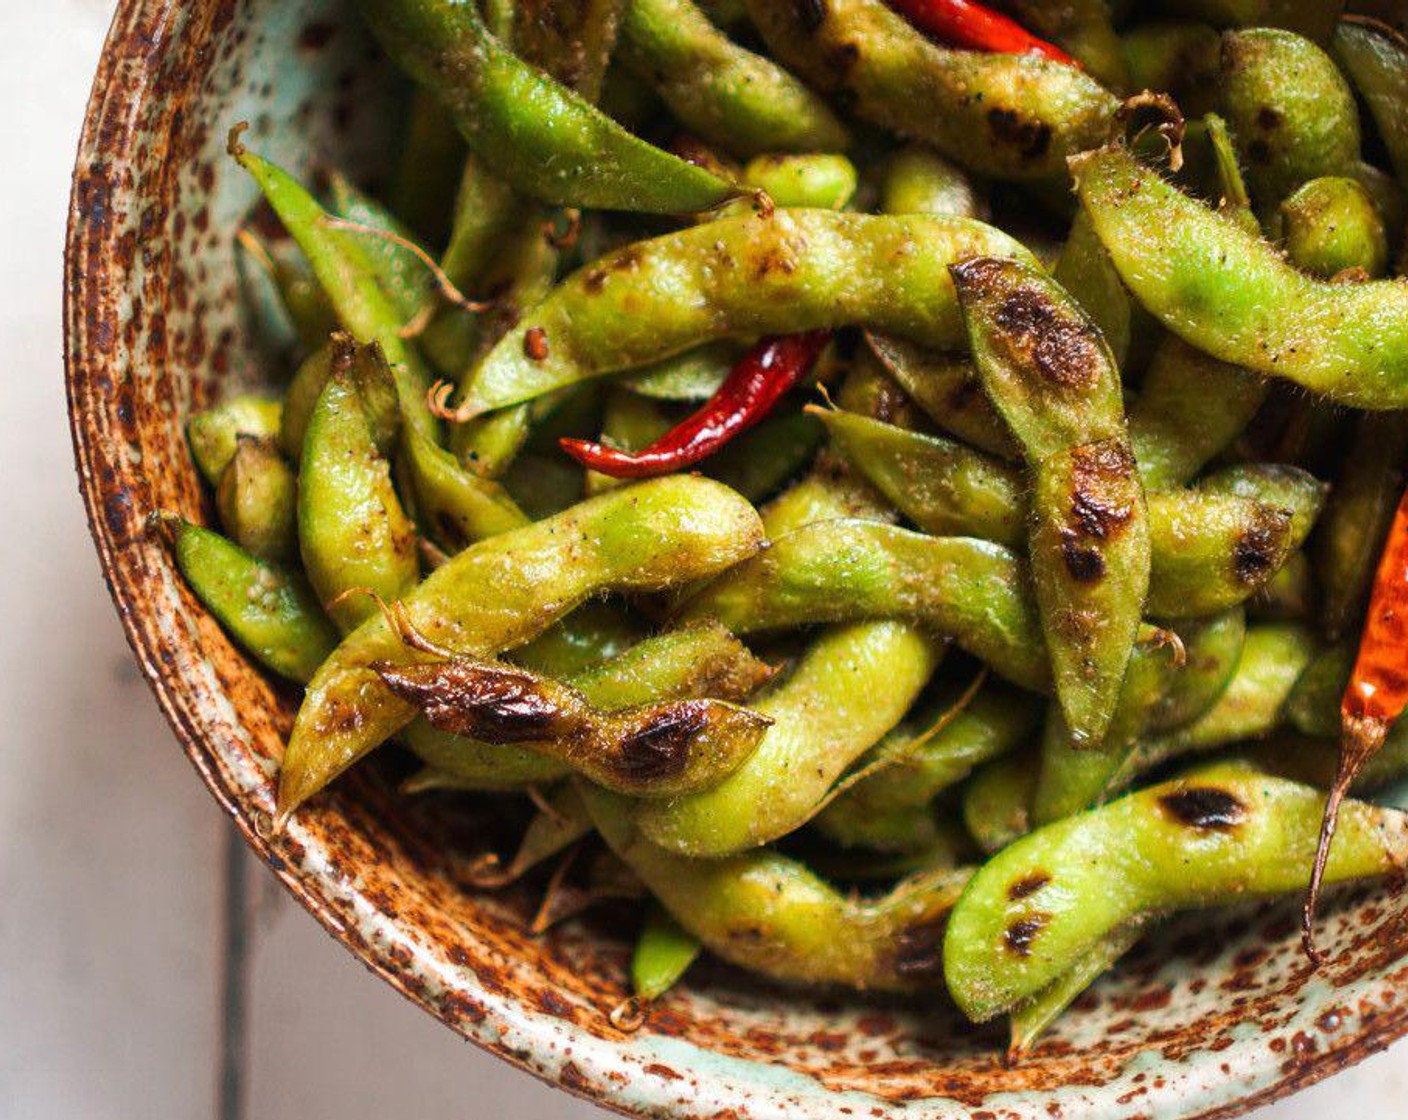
[64,2,1408,1117]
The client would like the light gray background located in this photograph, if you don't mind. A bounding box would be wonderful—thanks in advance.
[6,3,1405,1117]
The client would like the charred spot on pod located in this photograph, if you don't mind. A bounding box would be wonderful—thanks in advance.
[1159,786,1248,831]
[375,661,564,742]
[1257,106,1283,131]
[1060,531,1106,583]
[826,41,861,79]
[614,704,711,782]
[986,108,1054,162]
[1008,873,1051,901]
[1069,439,1137,540]
[892,917,947,982]
[1233,506,1290,586]
[1004,914,1048,958]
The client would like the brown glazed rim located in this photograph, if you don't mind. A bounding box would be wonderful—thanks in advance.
[63,1,1408,1117]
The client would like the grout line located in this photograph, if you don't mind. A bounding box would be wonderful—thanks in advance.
[218,826,250,1120]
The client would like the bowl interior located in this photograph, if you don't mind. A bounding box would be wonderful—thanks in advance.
[65,2,1408,1117]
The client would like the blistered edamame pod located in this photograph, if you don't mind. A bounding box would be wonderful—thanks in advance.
[279,477,765,818]
[583,784,971,991]
[705,413,824,505]
[632,906,702,1004]
[377,651,771,798]
[455,210,1033,417]
[159,516,337,684]
[1127,337,1266,490]
[404,427,530,550]
[1053,208,1132,369]
[633,622,944,856]
[963,753,1037,855]
[739,155,858,212]
[1072,145,1408,408]
[1275,177,1389,279]
[865,334,1017,458]
[406,619,771,787]
[298,348,416,633]
[1334,18,1408,186]
[617,0,848,157]
[677,519,1051,691]
[815,681,1043,854]
[953,256,1149,748]
[834,347,934,435]
[944,761,1408,1023]
[1121,623,1319,782]
[989,0,1128,89]
[216,437,297,564]
[1121,22,1221,117]
[880,145,982,221]
[187,396,283,486]
[743,0,1117,182]
[230,138,438,441]
[513,0,626,99]
[359,0,736,213]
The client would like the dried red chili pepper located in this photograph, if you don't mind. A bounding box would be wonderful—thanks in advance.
[886,0,1077,66]
[1304,484,1408,963]
[560,332,830,479]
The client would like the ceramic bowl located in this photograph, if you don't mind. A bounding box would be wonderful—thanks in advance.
[65,2,1408,1116]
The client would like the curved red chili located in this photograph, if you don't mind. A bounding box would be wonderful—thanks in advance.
[1304,484,1408,962]
[886,0,1077,66]
[560,332,830,480]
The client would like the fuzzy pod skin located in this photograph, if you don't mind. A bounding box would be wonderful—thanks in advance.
[1146,608,1249,735]
[377,656,771,798]
[167,519,337,684]
[297,353,418,634]
[583,784,972,992]
[188,395,283,486]
[215,437,298,564]
[358,0,737,213]
[278,476,766,820]
[633,621,944,856]
[815,681,1044,854]
[1334,17,1408,186]
[405,619,773,789]
[1072,145,1408,409]
[618,0,850,157]
[457,209,1033,417]
[1276,176,1389,280]
[742,0,1118,182]
[944,761,1408,1023]
[1217,28,1361,211]
[953,256,1149,749]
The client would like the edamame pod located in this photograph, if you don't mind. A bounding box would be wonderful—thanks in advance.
[279,477,765,818]
[963,753,1037,855]
[1052,208,1132,370]
[739,154,858,212]
[954,256,1149,747]
[188,396,282,485]
[359,0,736,213]
[743,0,1118,182]
[216,437,297,564]
[328,172,431,320]
[160,517,337,684]
[705,412,824,505]
[1121,22,1221,117]
[1333,18,1408,185]
[513,0,626,99]
[880,146,982,221]
[618,0,849,157]
[990,0,1129,89]
[632,906,701,1003]
[1275,177,1389,280]
[1072,145,1408,409]
[404,427,531,550]
[584,784,971,992]
[944,762,1408,1023]
[455,210,1033,417]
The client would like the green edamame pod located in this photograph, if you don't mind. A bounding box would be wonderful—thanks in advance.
[622,343,737,402]
[279,476,765,818]
[618,0,849,157]
[1147,608,1248,734]
[704,412,824,505]
[584,390,672,496]
[1314,412,1408,638]
[1127,337,1266,490]
[1334,18,1408,186]
[1352,161,1407,250]
[953,256,1149,748]
[513,0,626,100]
[632,906,702,1003]
[377,651,771,798]
[584,784,971,992]
[188,396,283,486]
[511,602,647,679]
[235,231,337,353]
[963,752,1037,855]
[456,210,1033,417]
[1250,550,1314,622]
[740,155,858,211]
[161,517,337,684]
[836,347,936,435]
[866,334,1017,458]
[215,437,297,564]
[880,145,982,220]
[298,346,417,633]
[1252,729,1408,797]
[743,0,1118,182]
[404,427,530,550]
[388,88,465,245]
[1072,145,1408,409]
[1285,641,1353,739]
[633,621,944,856]
[328,172,431,320]
[1121,22,1221,117]
[944,762,1408,1023]
[990,0,1129,89]
[815,681,1043,853]
[1276,176,1389,279]
[1053,209,1132,370]
[279,344,334,460]
[1218,28,1361,210]
[359,0,736,213]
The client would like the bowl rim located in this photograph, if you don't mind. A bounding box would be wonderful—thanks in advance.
[62,2,1408,1117]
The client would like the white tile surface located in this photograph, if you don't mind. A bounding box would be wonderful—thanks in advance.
[4,4,1406,1119]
